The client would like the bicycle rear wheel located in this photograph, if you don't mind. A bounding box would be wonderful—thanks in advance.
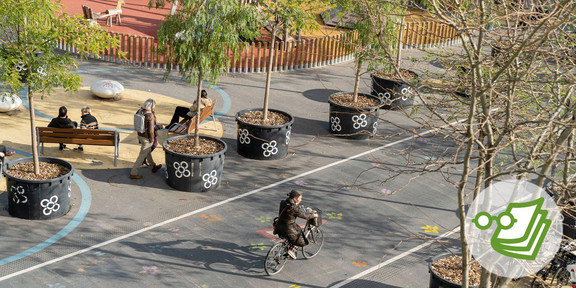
[302,226,324,259]
[264,242,289,276]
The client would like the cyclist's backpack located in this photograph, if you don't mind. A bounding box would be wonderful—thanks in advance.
[272,217,279,235]
[133,110,150,133]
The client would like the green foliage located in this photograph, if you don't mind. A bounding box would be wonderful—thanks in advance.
[260,0,326,36]
[0,0,119,95]
[332,0,406,75]
[152,0,261,86]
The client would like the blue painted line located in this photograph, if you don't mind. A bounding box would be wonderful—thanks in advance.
[0,66,231,265]
[19,87,53,120]
[0,150,92,265]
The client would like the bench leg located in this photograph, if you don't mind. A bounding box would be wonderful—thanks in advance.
[211,110,218,132]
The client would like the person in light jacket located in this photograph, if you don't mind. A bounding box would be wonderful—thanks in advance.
[130,99,163,179]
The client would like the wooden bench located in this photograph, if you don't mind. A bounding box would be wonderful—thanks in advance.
[37,127,120,166]
[82,5,117,26]
[168,99,218,135]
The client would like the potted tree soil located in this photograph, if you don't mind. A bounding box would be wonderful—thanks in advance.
[429,253,481,288]
[151,0,260,189]
[0,0,118,219]
[235,0,322,159]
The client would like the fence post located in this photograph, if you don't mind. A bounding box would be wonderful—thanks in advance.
[257,42,262,73]
[250,43,255,73]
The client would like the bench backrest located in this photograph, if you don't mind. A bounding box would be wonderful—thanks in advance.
[81,5,90,19]
[187,99,216,134]
[37,127,118,146]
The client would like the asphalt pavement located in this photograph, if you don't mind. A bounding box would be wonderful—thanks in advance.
[0,51,466,288]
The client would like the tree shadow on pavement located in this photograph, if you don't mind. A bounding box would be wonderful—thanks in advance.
[302,88,341,103]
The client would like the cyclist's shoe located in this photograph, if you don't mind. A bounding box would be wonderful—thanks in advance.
[287,249,297,260]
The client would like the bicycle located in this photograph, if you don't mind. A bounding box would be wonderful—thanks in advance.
[264,208,324,276]
[531,240,576,287]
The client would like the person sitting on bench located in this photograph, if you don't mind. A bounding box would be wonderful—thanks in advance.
[48,106,77,150]
[168,90,212,129]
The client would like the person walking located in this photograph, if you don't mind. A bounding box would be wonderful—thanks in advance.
[0,145,15,165]
[274,190,318,259]
[168,89,213,128]
[75,106,99,152]
[130,98,163,179]
[48,106,77,150]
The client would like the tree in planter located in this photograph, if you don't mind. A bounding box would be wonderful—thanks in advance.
[333,0,407,103]
[149,0,261,149]
[345,0,576,287]
[256,0,325,123]
[0,0,120,175]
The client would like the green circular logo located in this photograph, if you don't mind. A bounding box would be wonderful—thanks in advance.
[465,179,563,278]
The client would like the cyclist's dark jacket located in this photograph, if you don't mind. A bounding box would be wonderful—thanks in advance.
[276,197,315,247]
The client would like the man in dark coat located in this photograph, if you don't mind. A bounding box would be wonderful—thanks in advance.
[275,190,317,259]
[48,106,77,150]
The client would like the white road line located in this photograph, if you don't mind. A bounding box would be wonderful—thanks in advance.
[0,125,450,282]
[329,227,460,288]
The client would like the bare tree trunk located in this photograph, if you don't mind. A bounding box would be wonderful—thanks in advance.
[263,26,277,122]
[395,17,404,68]
[28,88,40,175]
[194,73,202,149]
[353,59,362,102]
[457,84,478,288]
[170,0,178,16]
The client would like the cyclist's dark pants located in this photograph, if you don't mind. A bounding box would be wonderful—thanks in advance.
[288,230,309,247]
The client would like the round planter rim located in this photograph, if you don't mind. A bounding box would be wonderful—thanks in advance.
[428,252,479,288]
[2,156,74,184]
[370,69,419,85]
[235,108,294,129]
[328,92,383,111]
[163,135,228,159]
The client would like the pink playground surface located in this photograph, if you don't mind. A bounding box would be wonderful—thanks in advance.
[58,0,171,37]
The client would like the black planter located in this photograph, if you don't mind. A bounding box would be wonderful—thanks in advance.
[328,92,381,140]
[2,157,73,220]
[371,72,417,110]
[163,135,227,192]
[429,253,478,288]
[546,183,576,239]
[236,108,294,160]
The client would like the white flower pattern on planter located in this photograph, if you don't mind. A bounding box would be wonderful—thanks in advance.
[11,185,28,204]
[352,114,368,129]
[68,182,71,198]
[262,141,279,157]
[378,92,393,106]
[239,129,250,144]
[15,62,26,72]
[36,66,47,77]
[331,116,342,132]
[41,195,60,216]
[401,87,412,101]
[173,161,191,178]
[202,170,218,189]
[373,121,378,134]
[286,129,291,145]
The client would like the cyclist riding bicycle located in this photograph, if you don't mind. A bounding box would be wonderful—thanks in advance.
[274,190,318,260]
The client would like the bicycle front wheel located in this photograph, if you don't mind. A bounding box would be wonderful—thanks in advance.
[551,267,571,288]
[264,242,289,276]
[302,226,324,259]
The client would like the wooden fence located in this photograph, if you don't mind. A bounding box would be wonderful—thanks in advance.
[58,20,461,72]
